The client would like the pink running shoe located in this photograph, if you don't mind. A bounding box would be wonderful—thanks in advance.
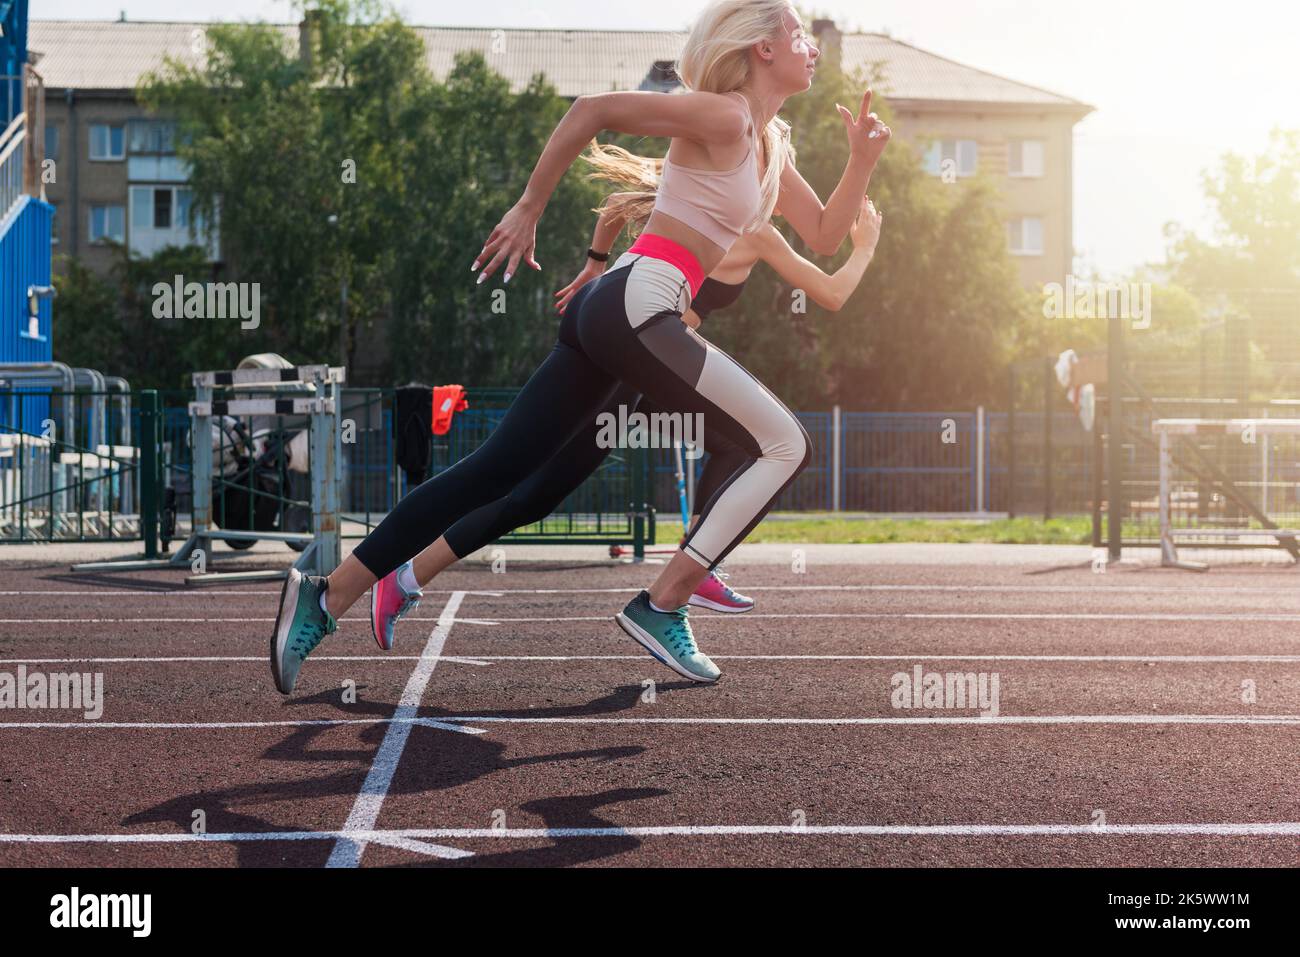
[688,568,755,613]
[369,561,422,650]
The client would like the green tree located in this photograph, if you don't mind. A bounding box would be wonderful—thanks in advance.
[1166,129,1300,292]
[138,0,433,382]
[53,242,232,390]
[388,51,605,386]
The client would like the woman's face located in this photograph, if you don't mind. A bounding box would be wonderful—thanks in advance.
[769,9,820,93]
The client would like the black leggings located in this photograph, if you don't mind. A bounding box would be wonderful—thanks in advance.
[441,387,751,558]
[351,251,811,577]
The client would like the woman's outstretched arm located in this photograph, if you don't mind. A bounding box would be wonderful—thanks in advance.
[473,90,749,284]
[777,89,891,256]
[755,196,882,312]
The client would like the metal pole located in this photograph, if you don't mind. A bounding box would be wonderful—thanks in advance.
[1007,366,1017,518]
[1107,314,1124,561]
[831,404,842,512]
[191,379,213,537]
[975,405,986,513]
[309,372,342,574]
[339,274,349,370]
[140,390,160,559]
[685,442,695,517]
[1158,428,1174,566]
[1043,357,1053,521]
[631,443,647,559]
[1091,417,1103,549]
[1261,431,1270,517]
[17,397,24,541]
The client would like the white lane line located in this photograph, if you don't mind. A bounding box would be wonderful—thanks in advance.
[0,717,486,731]
[439,585,1300,597]
[3,654,1298,666]
[326,591,466,869]
[0,655,473,664]
[3,714,1298,729]
[0,822,1297,844]
[14,612,1300,624]
[432,714,1300,726]
[0,618,398,624]
[7,584,1300,597]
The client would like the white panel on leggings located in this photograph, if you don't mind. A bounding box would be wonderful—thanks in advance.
[684,345,807,564]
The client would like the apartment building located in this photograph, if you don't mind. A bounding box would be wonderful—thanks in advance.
[30,17,1092,288]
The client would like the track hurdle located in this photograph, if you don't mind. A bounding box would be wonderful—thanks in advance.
[1152,417,1300,570]
[72,364,345,584]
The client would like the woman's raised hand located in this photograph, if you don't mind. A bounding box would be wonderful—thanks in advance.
[850,195,883,252]
[472,198,543,285]
[835,89,891,168]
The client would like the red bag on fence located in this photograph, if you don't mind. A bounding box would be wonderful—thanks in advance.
[432,385,469,436]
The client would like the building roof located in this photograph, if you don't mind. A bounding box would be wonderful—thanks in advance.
[29,19,1091,113]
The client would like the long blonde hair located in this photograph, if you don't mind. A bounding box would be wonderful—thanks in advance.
[677,0,794,232]
[580,1,796,238]
[581,142,662,238]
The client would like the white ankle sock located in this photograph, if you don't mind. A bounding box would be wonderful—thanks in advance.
[318,590,330,615]
[396,563,420,593]
[648,597,672,614]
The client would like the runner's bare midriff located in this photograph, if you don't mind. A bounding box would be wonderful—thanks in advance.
[642,210,730,278]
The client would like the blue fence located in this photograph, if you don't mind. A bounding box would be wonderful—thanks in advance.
[155,388,1090,532]
[645,409,1049,517]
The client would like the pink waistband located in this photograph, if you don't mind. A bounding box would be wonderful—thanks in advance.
[627,233,706,299]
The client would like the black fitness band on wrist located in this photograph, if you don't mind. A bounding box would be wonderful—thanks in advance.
[587,247,610,262]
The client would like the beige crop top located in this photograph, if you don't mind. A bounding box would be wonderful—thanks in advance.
[650,90,763,250]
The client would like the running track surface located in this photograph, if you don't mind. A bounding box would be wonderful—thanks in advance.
[0,556,1296,867]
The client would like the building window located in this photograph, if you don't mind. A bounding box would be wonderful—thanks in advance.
[923,139,977,178]
[89,205,126,243]
[89,124,126,161]
[153,188,173,228]
[44,125,59,162]
[128,119,177,155]
[1008,140,1045,178]
[1007,217,1044,255]
[132,185,192,231]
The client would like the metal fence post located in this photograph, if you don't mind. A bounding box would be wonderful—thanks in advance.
[1091,418,1103,549]
[975,405,986,513]
[1107,314,1124,561]
[832,404,842,512]
[139,389,160,559]
[631,443,647,559]
[1043,357,1053,521]
[1007,365,1017,518]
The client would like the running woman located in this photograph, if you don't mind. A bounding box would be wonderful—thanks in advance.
[271,0,891,693]
[368,184,883,650]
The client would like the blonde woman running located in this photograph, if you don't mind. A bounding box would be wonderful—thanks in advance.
[366,176,881,650]
[270,0,890,693]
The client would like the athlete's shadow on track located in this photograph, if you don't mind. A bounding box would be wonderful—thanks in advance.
[377,787,661,868]
[121,681,703,866]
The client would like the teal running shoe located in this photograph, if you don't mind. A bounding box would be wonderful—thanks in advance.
[270,568,337,694]
[615,590,720,683]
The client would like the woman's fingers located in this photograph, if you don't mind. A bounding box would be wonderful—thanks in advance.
[476,247,509,284]
[473,225,505,270]
[503,248,524,284]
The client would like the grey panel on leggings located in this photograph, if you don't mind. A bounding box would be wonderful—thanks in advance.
[636,317,708,386]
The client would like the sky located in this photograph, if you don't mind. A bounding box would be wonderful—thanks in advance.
[32,0,1300,277]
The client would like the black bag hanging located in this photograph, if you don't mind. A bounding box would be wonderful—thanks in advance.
[394,383,434,487]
